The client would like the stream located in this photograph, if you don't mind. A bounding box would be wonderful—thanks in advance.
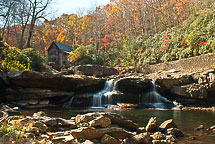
[23,108,215,144]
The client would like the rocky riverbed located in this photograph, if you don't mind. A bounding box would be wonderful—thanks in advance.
[0,105,185,144]
[1,104,215,144]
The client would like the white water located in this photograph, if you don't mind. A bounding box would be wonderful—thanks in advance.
[139,81,170,108]
[92,79,120,107]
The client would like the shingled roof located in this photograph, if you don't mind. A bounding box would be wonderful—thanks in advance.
[52,41,73,52]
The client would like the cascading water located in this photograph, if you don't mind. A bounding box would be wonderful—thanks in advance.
[139,81,171,108]
[91,79,120,108]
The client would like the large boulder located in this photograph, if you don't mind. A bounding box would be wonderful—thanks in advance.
[75,65,118,77]
[75,113,111,128]
[159,119,177,130]
[115,78,153,94]
[70,127,132,139]
[155,74,193,91]
[171,84,207,99]
[6,71,105,92]
[101,113,139,131]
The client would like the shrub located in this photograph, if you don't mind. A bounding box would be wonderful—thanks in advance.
[0,41,30,72]
[22,48,47,72]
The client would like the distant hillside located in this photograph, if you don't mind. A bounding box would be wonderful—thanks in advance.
[139,9,215,65]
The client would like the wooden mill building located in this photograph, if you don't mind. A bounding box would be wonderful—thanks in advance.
[47,41,73,69]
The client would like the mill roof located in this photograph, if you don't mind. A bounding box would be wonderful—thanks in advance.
[51,41,73,52]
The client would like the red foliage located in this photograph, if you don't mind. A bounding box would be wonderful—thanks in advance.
[199,42,208,46]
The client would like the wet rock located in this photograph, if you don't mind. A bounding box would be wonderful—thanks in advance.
[171,84,207,99]
[52,135,74,144]
[194,125,204,131]
[101,134,118,144]
[75,65,118,77]
[115,78,153,94]
[101,113,139,131]
[33,111,46,117]
[75,113,111,128]
[159,119,177,130]
[209,125,215,130]
[172,101,183,110]
[125,132,152,144]
[167,128,184,138]
[70,127,132,139]
[152,132,166,140]
[146,117,157,132]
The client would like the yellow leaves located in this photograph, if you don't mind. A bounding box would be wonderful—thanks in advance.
[56,29,65,42]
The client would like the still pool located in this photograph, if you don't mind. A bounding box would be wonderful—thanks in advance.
[23,108,215,143]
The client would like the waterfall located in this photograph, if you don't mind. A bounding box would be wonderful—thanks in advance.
[91,79,119,107]
[140,81,170,108]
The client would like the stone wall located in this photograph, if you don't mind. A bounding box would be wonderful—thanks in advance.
[149,53,215,73]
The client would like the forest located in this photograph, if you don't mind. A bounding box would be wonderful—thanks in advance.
[1,0,215,71]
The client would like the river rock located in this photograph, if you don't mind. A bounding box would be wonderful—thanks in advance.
[83,140,95,144]
[75,113,111,128]
[101,113,139,131]
[125,132,152,144]
[42,117,76,128]
[33,121,48,133]
[26,127,40,135]
[75,65,118,77]
[1,105,21,116]
[152,132,166,140]
[70,127,132,139]
[171,84,207,99]
[6,71,105,92]
[101,134,118,144]
[152,140,168,144]
[167,128,184,138]
[115,78,153,94]
[194,125,204,131]
[33,111,46,117]
[159,119,177,130]
[146,117,158,132]
[52,135,74,144]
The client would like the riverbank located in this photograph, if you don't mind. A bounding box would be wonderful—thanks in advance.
[1,105,215,144]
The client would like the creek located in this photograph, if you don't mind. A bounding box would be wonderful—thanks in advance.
[23,108,215,143]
